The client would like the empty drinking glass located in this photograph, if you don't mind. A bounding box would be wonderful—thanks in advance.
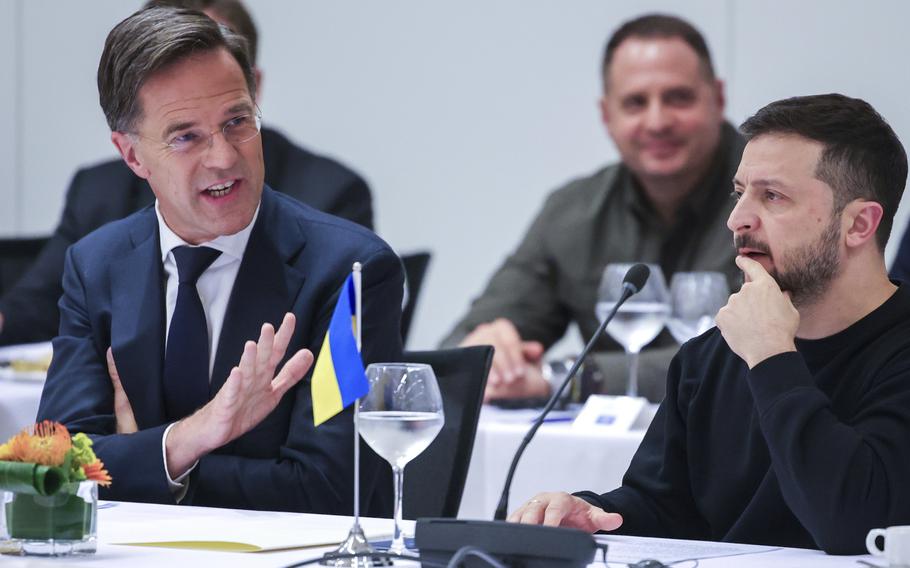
[596,263,670,398]
[667,272,730,344]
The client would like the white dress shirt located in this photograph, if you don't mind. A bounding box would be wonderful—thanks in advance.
[154,200,260,498]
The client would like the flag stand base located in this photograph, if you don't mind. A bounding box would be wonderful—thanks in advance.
[320,523,392,567]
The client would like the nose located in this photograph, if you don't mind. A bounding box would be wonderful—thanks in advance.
[201,130,239,170]
[644,101,672,132]
[727,194,760,234]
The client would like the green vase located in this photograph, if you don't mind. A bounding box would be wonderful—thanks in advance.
[1,480,97,556]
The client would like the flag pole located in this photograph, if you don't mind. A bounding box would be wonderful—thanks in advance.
[352,261,363,527]
[321,262,380,568]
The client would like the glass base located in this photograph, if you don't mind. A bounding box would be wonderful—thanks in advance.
[320,523,391,567]
[5,535,97,556]
[1,480,97,557]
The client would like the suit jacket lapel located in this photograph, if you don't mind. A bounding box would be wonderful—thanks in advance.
[210,189,308,395]
[110,209,167,427]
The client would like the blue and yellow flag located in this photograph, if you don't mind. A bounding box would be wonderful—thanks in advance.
[311,274,369,426]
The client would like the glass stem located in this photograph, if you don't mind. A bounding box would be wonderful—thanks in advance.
[626,350,640,398]
[390,464,406,554]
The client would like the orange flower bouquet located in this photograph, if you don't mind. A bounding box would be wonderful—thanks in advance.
[0,421,111,556]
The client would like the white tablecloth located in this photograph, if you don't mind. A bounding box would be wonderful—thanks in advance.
[0,501,874,567]
[0,380,43,440]
[0,341,51,439]
[458,405,655,519]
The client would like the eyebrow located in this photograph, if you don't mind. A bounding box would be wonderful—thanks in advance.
[226,102,255,115]
[159,102,255,140]
[161,120,197,141]
[732,177,786,189]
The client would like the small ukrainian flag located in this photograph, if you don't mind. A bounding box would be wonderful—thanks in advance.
[311,274,369,426]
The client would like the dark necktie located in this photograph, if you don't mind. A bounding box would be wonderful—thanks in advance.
[163,246,222,422]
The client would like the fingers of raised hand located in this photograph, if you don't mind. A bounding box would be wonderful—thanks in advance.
[238,340,258,383]
[272,348,313,397]
[256,323,275,370]
[271,313,296,366]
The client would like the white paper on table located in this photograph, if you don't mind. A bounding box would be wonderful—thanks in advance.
[104,512,392,552]
[572,395,646,431]
[0,341,52,382]
[0,341,53,362]
[596,534,778,564]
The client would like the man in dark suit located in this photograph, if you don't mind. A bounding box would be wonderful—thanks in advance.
[0,0,372,346]
[37,6,401,514]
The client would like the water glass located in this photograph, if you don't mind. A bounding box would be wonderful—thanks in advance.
[667,272,729,344]
[358,363,444,555]
[596,263,670,397]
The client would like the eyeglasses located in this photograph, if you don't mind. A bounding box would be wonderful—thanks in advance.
[131,109,262,157]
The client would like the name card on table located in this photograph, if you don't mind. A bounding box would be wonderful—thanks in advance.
[572,395,646,431]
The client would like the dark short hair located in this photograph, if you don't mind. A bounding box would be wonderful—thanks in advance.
[741,94,908,250]
[602,14,715,89]
[144,0,258,65]
[98,6,256,133]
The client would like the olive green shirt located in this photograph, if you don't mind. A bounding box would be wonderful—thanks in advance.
[441,122,745,401]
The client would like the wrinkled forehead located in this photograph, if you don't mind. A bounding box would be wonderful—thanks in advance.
[135,48,254,135]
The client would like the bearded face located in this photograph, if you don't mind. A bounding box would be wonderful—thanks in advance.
[734,214,841,308]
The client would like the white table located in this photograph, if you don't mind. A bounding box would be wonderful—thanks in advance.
[0,501,876,567]
[0,342,51,440]
[458,405,656,519]
[0,380,43,440]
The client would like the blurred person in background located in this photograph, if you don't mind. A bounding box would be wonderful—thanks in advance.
[443,14,743,403]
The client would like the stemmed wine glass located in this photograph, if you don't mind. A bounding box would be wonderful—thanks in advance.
[358,363,444,556]
[596,263,670,398]
[667,272,730,344]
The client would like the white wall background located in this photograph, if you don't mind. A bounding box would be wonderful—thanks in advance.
[3,0,910,351]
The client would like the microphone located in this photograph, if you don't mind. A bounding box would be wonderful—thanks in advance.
[414,264,650,568]
[492,262,650,520]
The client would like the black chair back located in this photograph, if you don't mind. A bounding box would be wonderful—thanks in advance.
[402,346,492,519]
[0,237,50,296]
[399,252,431,346]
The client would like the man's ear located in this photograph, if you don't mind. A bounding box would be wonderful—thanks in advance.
[254,67,264,101]
[843,199,884,248]
[111,131,151,180]
[713,78,726,115]
[598,95,610,127]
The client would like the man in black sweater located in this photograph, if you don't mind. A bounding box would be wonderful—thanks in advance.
[508,94,910,555]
